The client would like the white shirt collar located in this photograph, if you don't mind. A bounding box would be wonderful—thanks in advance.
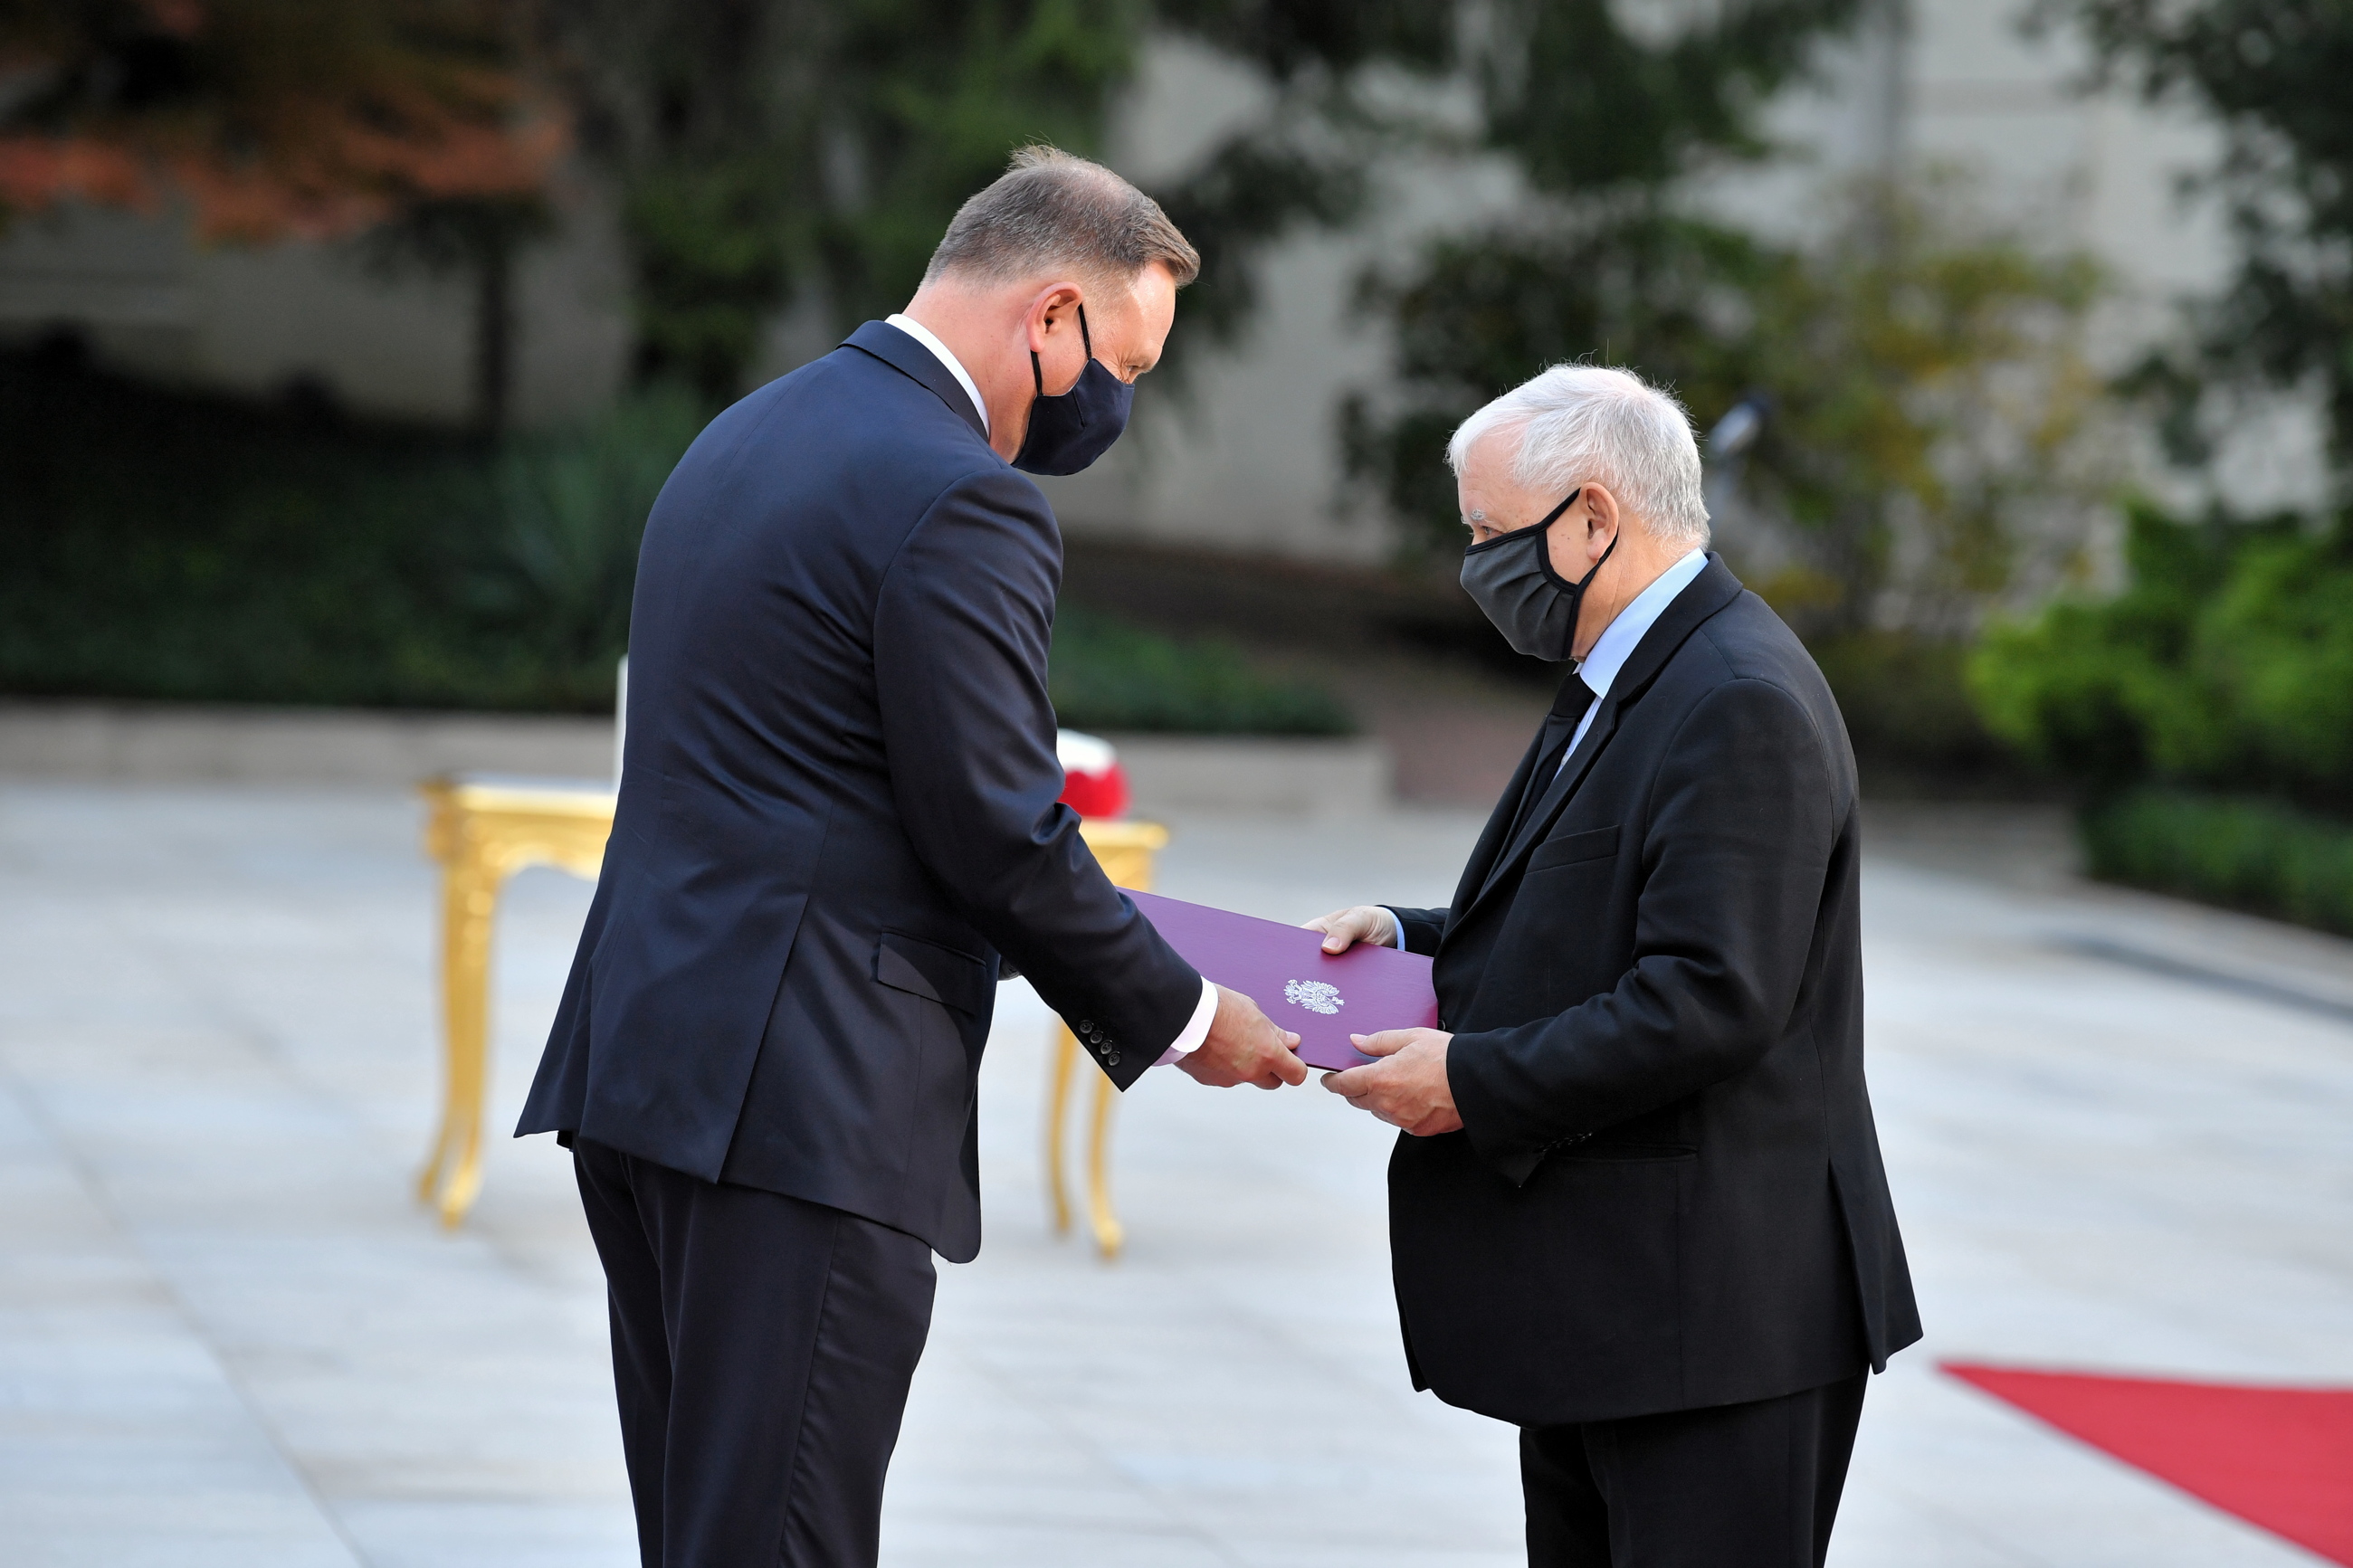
[1577,548,1710,705]
[884,313,989,435]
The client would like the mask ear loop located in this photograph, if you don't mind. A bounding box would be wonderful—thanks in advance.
[1533,488,1616,594]
[1031,303,1096,399]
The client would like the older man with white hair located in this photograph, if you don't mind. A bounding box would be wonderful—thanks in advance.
[1309,365,1920,1566]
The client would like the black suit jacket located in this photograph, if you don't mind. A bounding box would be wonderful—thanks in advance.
[516,322,1202,1263]
[1384,556,1920,1426]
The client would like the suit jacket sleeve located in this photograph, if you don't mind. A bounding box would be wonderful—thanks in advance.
[872,468,1201,1088]
[1446,679,1840,1183]
[1388,908,1449,957]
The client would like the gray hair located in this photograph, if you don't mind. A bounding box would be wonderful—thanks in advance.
[1445,364,1711,547]
[923,146,1200,293]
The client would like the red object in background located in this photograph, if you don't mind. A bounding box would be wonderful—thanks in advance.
[1055,729,1129,819]
[1945,1362,2353,1564]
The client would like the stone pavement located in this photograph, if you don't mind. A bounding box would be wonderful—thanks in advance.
[1,784,2348,1567]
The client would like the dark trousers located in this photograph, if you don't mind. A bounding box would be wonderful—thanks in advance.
[573,1137,938,1568]
[1521,1369,1868,1568]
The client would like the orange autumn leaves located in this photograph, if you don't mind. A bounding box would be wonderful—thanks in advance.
[0,0,566,241]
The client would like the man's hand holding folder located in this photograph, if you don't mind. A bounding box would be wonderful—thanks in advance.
[1121,891,1442,1092]
[1178,983,1309,1089]
[1301,903,1462,1136]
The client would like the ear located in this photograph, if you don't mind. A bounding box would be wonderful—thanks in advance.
[1023,282,1086,354]
[1580,484,1622,562]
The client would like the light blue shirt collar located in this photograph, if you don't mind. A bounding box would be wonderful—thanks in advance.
[884,313,988,435]
[1561,547,1709,764]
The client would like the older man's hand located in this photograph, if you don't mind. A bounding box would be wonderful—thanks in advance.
[1321,1028,1461,1136]
[1301,905,1397,954]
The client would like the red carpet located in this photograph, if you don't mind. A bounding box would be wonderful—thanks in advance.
[1945,1362,2353,1563]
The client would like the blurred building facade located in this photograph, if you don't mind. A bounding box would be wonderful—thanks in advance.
[0,1,2318,561]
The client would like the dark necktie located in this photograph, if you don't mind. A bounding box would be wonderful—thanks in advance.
[1508,669,1596,843]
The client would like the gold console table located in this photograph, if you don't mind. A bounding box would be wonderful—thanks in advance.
[416,773,1163,1252]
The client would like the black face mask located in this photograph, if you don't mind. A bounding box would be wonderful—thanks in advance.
[1458,488,1616,661]
[1012,304,1135,475]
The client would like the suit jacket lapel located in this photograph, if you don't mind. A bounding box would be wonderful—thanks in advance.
[1464,556,1747,917]
[1476,698,1623,903]
[1443,720,1551,927]
[843,319,991,442]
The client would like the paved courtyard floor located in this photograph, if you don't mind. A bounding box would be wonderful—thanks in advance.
[2,784,2348,1567]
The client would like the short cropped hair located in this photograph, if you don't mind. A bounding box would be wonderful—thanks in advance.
[923,145,1200,294]
[1446,365,1710,548]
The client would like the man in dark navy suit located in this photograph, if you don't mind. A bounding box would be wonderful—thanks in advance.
[518,147,1307,1568]
[1307,366,1918,1566]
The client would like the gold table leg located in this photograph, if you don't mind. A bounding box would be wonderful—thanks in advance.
[1038,820,1167,1260]
[418,850,505,1229]
[1043,1018,1128,1260]
[1045,1023,1078,1238]
[1085,1060,1124,1259]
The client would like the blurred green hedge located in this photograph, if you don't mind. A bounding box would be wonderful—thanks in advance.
[0,349,700,710]
[1970,501,2353,809]
[1970,501,2353,930]
[2083,790,2353,937]
[1049,608,1355,736]
[0,350,1353,733]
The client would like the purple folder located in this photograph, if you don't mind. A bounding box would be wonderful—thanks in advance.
[1128,889,1438,1070]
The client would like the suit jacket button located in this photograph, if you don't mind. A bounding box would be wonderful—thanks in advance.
[1078,1020,1095,1032]
[1104,1052,1121,1066]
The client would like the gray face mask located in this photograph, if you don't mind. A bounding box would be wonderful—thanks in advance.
[1459,488,1615,661]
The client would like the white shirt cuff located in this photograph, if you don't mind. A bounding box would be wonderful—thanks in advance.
[1154,977,1220,1066]
[1377,908,1405,947]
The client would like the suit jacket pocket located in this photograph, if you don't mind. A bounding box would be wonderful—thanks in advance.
[873,931,993,1017]
[1528,823,1620,874]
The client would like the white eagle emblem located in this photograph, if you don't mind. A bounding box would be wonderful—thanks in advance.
[1283,978,1344,1016]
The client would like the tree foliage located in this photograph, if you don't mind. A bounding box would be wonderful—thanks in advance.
[0,2,567,436]
[534,1,1473,402]
[2037,0,2353,478]
[1348,175,2113,632]
[1338,1,1864,560]
[1330,3,2125,637]
[1738,179,2114,633]
[0,0,563,239]
[1474,0,1862,196]
[537,0,1144,399]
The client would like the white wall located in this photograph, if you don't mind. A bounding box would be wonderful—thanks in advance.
[0,178,632,427]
